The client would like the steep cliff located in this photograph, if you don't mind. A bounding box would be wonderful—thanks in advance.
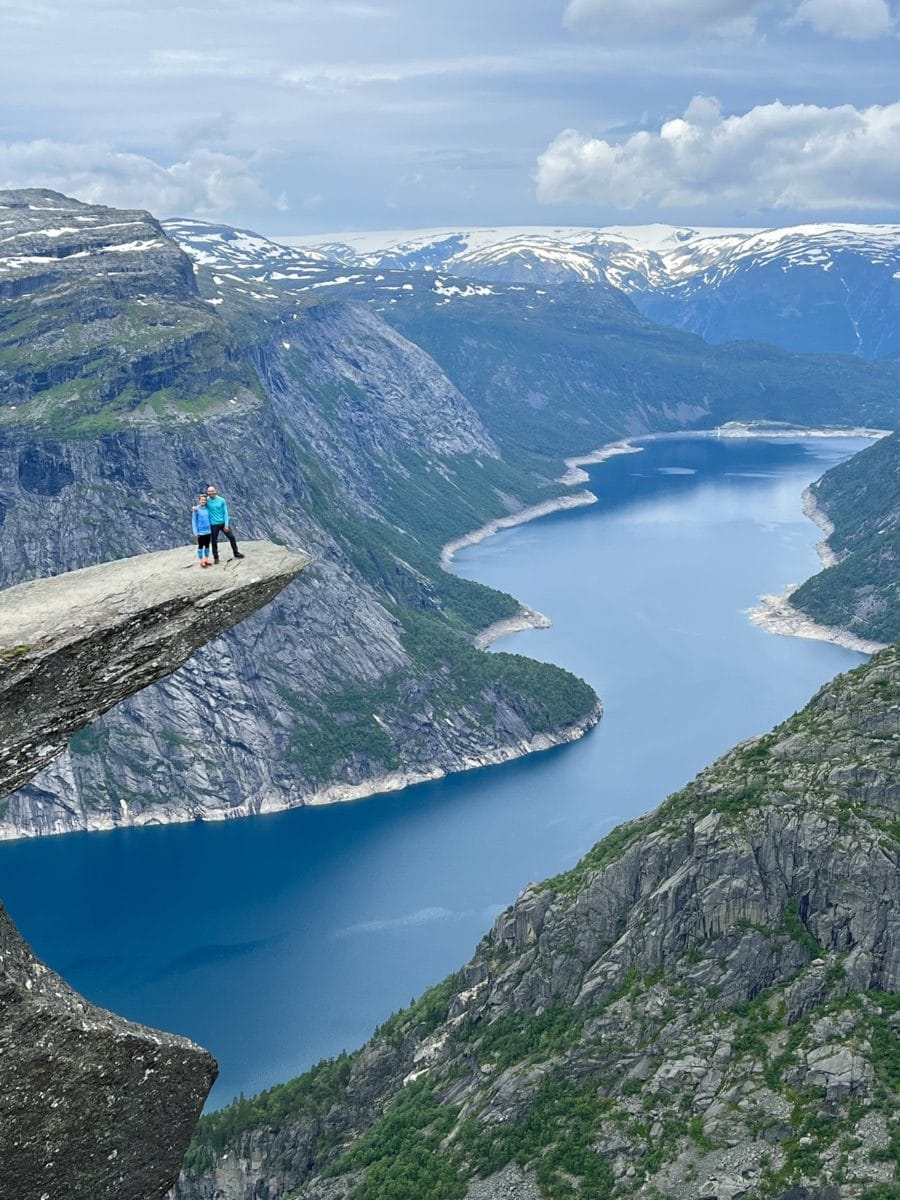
[0,190,598,839]
[0,544,306,1200]
[791,432,899,646]
[0,188,260,433]
[177,645,900,1200]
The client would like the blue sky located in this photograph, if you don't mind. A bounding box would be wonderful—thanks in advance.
[1,0,898,233]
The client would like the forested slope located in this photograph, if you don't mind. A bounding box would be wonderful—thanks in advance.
[793,432,899,644]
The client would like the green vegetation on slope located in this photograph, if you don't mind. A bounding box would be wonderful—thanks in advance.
[180,646,900,1200]
[541,644,900,899]
[387,287,900,476]
[792,432,900,643]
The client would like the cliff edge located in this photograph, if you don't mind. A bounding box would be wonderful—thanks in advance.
[0,541,309,800]
[0,541,308,1200]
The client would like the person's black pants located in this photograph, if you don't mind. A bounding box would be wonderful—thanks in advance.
[210,523,239,562]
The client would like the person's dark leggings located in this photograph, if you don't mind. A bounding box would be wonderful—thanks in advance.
[210,523,239,562]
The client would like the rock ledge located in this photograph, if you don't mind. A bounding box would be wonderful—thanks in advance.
[0,541,309,799]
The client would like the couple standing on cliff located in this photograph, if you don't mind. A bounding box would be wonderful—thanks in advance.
[191,485,244,568]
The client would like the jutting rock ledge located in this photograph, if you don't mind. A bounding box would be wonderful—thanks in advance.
[0,541,309,800]
[0,541,309,1200]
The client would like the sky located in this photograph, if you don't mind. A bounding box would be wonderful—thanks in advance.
[1,0,899,235]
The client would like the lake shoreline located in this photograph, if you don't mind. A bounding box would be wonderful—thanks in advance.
[440,492,597,569]
[448,425,889,658]
[304,699,603,807]
[0,702,602,841]
[748,586,886,655]
[747,480,887,654]
[474,604,551,649]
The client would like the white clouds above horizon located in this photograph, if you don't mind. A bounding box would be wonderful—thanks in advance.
[0,141,271,218]
[563,0,895,39]
[535,95,900,213]
[1,0,899,231]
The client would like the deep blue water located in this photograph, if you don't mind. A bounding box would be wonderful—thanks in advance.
[0,436,869,1108]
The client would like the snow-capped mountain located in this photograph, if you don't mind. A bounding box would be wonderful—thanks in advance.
[162,219,334,287]
[292,223,753,291]
[288,223,900,358]
[640,224,900,358]
[162,218,628,319]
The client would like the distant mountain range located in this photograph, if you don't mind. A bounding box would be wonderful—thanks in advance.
[163,218,900,466]
[281,222,900,359]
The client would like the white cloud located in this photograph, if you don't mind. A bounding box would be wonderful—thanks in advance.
[535,95,900,212]
[790,0,893,38]
[0,140,269,217]
[563,0,894,38]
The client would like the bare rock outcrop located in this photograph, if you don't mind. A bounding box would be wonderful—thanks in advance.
[0,541,309,799]
[0,542,308,1199]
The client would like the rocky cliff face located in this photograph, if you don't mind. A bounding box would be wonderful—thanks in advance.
[0,189,599,840]
[0,900,216,1200]
[0,188,260,433]
[0,544,305,1200]
[177,645,899,1200]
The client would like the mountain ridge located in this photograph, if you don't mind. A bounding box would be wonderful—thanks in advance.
[278,221,900,359]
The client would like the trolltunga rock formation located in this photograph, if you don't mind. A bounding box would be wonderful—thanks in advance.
[0,541,309,799]
[0,541,308,1200]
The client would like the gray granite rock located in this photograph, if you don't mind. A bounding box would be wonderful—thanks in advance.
[0,901,216,1200]
[0,541,309,798]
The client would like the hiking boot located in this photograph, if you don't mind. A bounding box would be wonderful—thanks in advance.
[234,552,245,559]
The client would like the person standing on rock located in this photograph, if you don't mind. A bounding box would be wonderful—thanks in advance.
[192,494,213,568]
[205,485,244,564]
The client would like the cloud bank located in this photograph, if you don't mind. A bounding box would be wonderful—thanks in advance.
[535,95,900,212]
[563,0,894,39]
[0,140,269,217]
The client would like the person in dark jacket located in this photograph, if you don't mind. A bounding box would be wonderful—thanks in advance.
[205,485,244,563]
[192,494,213,567]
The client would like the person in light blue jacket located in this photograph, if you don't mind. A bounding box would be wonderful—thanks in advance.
[191,494,213,567]
[205,485,244,564]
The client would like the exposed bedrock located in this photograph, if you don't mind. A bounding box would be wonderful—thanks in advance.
[0,541,310,799]
[0,542,308,1200]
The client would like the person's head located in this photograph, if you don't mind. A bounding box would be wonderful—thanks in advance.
[198,494,207,506]
[206,486,217,499]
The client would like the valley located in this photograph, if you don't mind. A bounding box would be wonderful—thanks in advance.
[0,435,870,1111]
